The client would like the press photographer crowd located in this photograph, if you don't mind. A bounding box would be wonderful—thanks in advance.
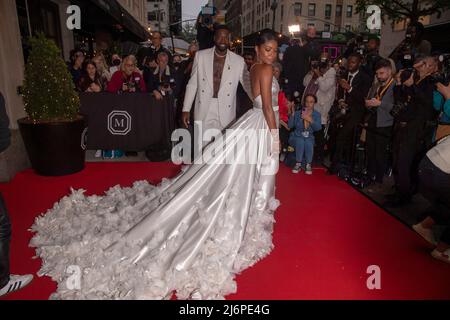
[62,19,450,264]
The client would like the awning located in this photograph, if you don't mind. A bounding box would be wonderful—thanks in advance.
[88,0,150,41]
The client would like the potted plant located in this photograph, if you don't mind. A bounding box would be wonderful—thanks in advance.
[18,33,85,176]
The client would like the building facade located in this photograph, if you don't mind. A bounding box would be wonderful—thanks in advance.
[242,0,363,36]
[119,0,148,27]
[146,0,182,35]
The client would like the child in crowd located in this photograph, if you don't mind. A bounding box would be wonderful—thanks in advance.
[288,94,322,175]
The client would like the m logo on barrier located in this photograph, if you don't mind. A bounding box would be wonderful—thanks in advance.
[108,111,132,135]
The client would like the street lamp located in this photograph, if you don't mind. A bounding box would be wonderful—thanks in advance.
[270,1,278,31]
[288,24,300,35]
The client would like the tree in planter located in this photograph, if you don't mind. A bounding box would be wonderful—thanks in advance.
[355,0,450,24]
[22,32,80,122]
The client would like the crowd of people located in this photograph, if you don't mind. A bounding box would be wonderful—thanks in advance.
[67,31,200,158]
[269,22,449,264]
[63,22,449,264]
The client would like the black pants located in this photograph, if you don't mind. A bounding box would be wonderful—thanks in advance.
[0,193,11,288]
[366,126,392,183]
[331,114,362,170]
[280,125,290,153]
[418,156,450,244]
[392,122,421,199]
[314,128,326,162]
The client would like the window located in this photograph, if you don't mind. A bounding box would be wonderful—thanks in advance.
[347,5,353,17]
[294,2,302,16]
[336,5,342,17]
[308,3,316,16]
[324,23,330,32]
[308,23,315,28]
[325,4,332,19]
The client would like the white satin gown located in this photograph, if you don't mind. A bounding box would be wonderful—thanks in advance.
[30,77,281,300]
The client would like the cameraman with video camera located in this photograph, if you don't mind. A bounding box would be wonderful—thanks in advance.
[391,22,431,71]
[387,55,438,207]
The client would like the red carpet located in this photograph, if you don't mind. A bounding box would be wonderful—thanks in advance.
[1,162,449,300]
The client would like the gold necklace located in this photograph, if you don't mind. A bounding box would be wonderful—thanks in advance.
[214,49,227,58]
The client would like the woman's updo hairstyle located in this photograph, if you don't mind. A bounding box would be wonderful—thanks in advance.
[255,28,278,47]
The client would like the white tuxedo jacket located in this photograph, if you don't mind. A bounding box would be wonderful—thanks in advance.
[182,47,252,128]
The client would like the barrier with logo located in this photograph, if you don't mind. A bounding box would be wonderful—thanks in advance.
[79,93,175,151]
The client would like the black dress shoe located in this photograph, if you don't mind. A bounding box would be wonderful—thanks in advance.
[384,196,411,208]
[125,151,138,157]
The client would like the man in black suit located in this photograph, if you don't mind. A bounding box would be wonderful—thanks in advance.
[281,39,308,97]
[330,53,372,173]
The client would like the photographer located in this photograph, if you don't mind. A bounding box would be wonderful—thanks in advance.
[107,55,147,94]
[196,6,216,50]
[364,59,395,185]
[433,54,450,141]
[147,51,181,101]
[387,55,438,207]
[363,37,383,79]
[391,22,431,71]
[303,54,336,162]
[329,53,372,174]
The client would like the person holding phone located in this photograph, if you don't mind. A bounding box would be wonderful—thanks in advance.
[288,94,322,175]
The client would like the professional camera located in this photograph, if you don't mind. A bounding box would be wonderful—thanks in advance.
[430,53,450,86]
[391,32,415,68]
[390,100,408,118]
[338,99,350,114]
[347,34,368,56]
[400,67,415,83]
[200,6,215,28]
[126,81,136,91]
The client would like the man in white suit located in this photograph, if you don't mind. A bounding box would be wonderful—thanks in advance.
[182,25,252,146]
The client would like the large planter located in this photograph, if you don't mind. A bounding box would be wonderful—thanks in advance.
[18,116,86,176]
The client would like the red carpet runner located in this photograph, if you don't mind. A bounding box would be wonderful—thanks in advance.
[1,162,449,300]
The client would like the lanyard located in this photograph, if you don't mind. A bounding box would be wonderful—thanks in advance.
[376,78,394,100]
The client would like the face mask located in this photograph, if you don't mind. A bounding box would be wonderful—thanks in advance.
[113,59,121,66]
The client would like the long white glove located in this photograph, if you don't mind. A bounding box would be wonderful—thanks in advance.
[270,129,281,155]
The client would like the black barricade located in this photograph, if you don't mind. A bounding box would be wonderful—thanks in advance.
[79,93,175,151]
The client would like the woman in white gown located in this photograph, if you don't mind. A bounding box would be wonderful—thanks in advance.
[30,29,282,300]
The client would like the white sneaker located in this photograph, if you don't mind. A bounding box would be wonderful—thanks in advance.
[280,153,286,162]
[0,274,33,297]
[305,163,313,175]
[292,163,302,174]
[412,223,436,245]
[95,150,102,158]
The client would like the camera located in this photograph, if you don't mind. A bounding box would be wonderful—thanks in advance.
[126,81,136,91]
[390,101,408,118]
[430,53,450,86]
[400,68,415,83]
[201,6,215,28]
[311,61,319,69]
